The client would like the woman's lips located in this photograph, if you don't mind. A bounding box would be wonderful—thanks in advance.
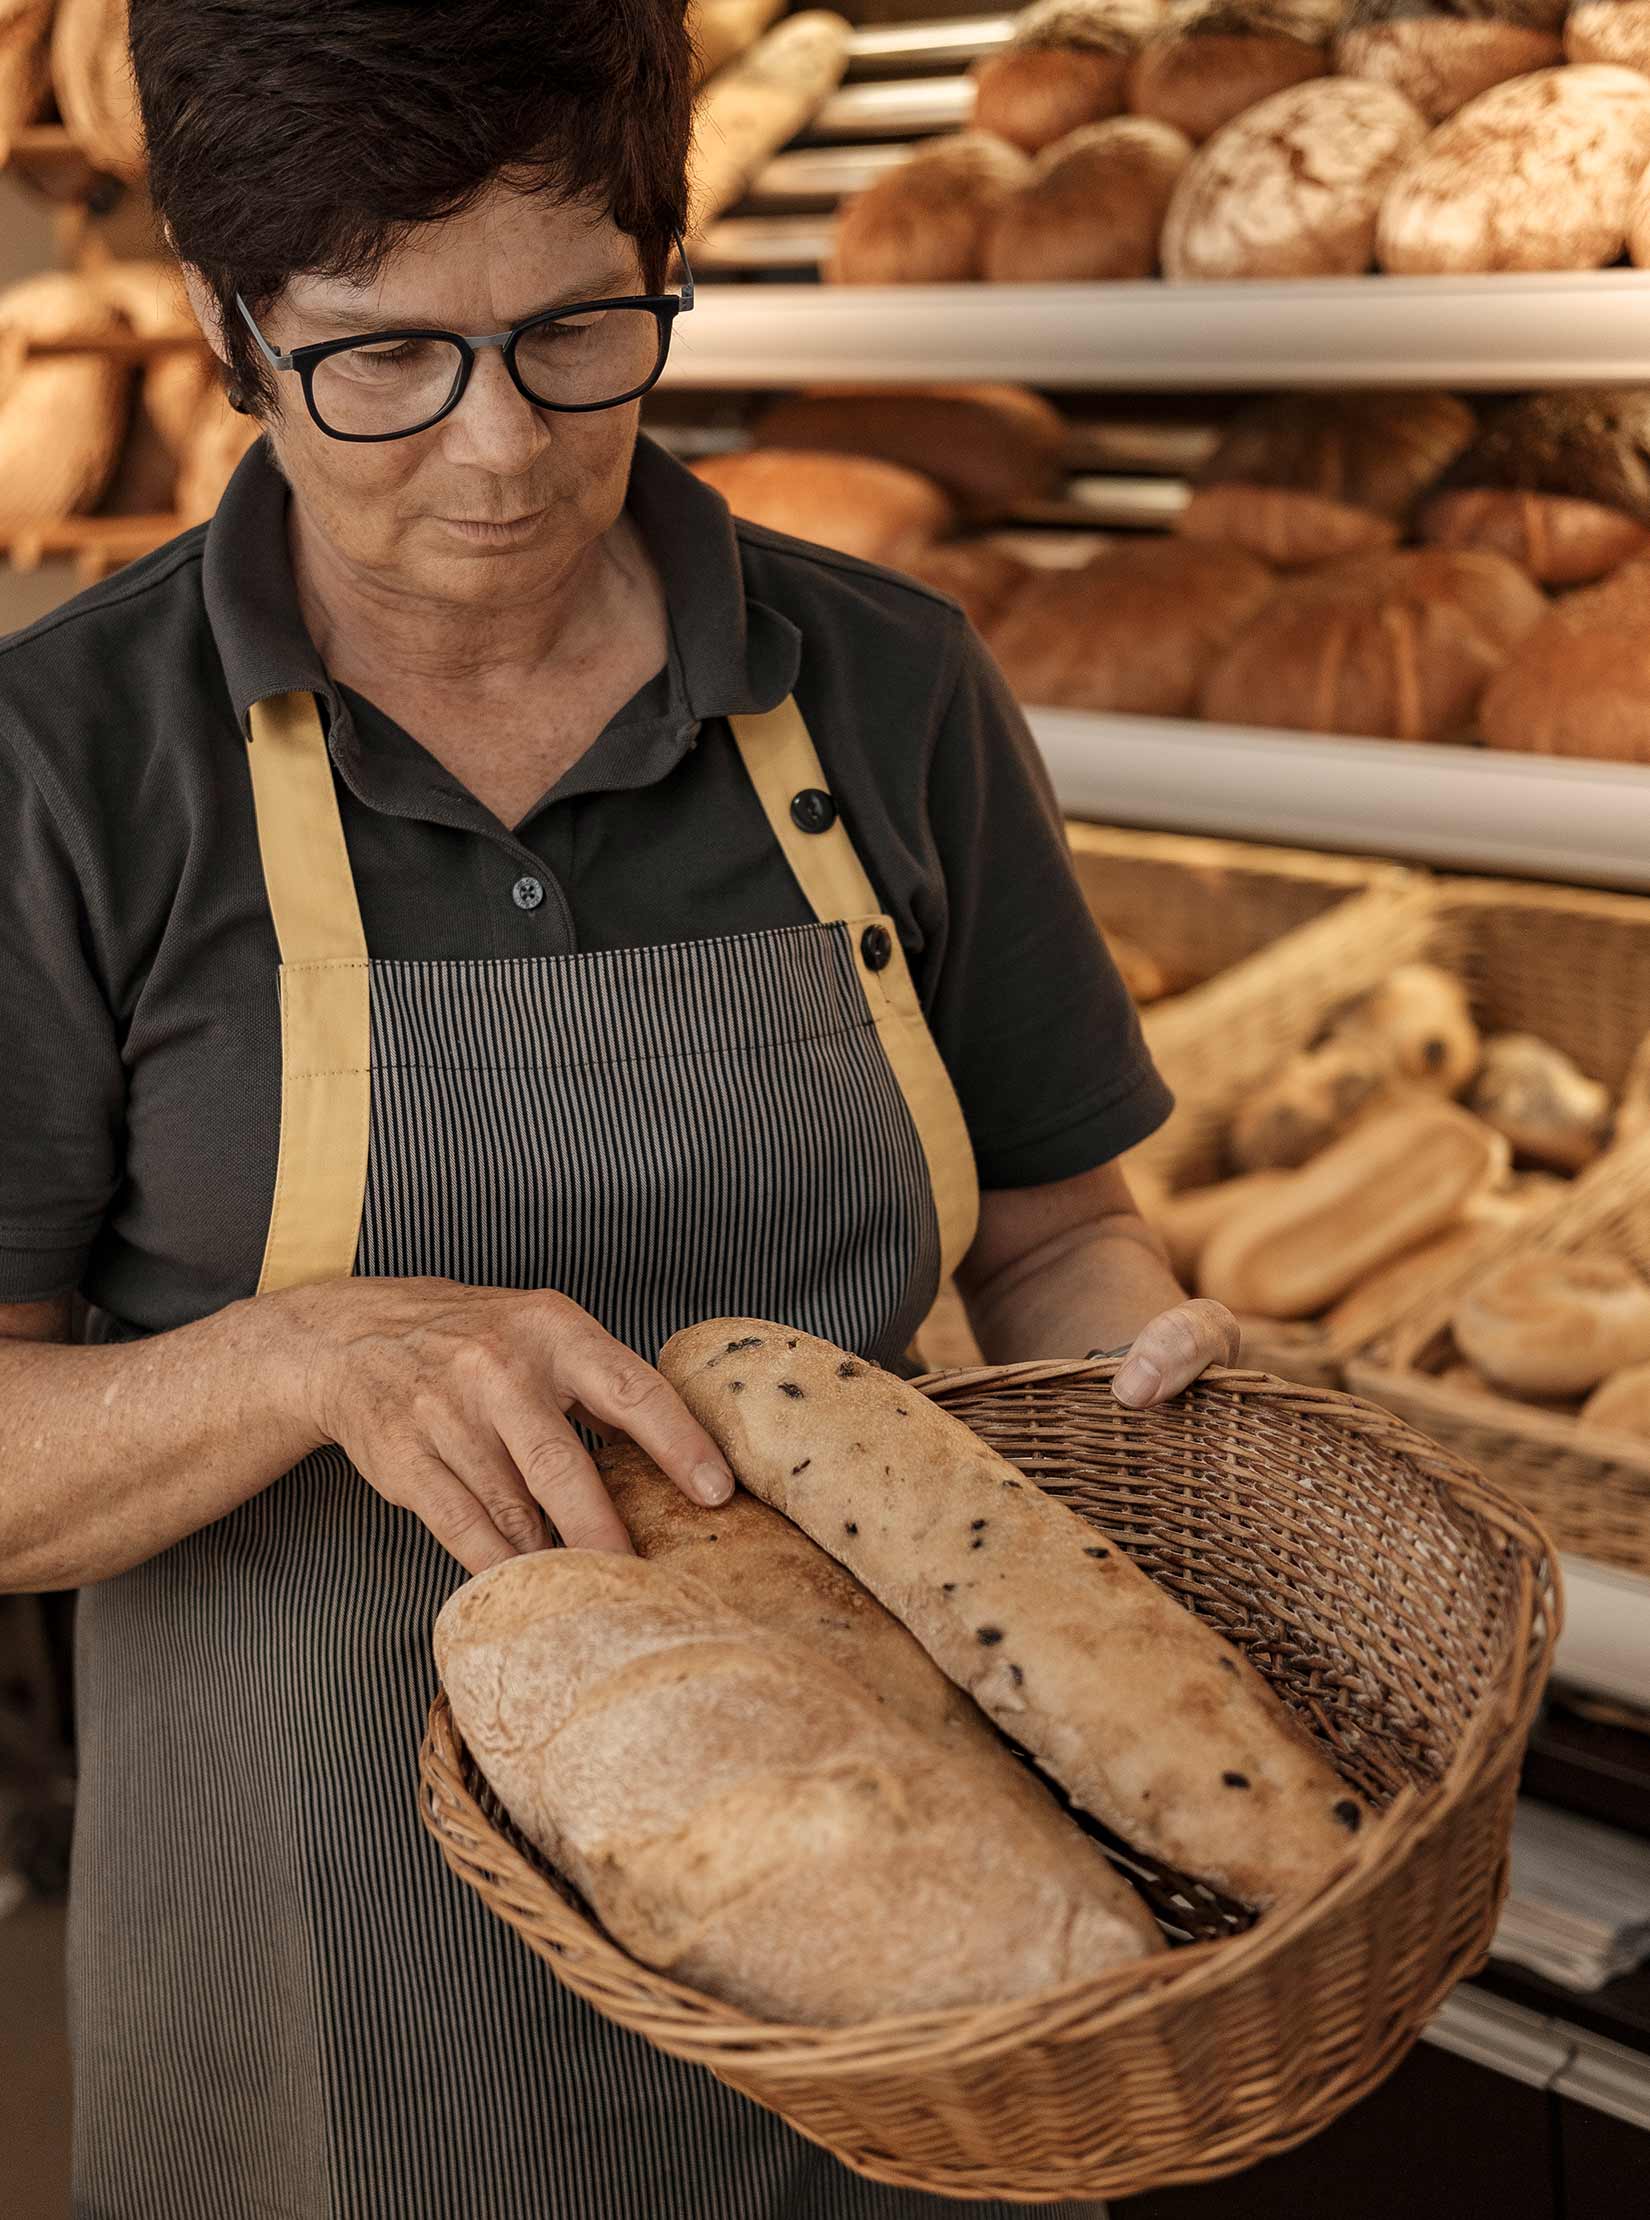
[438,510,548,545]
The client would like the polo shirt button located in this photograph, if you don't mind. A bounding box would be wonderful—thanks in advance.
[860,924,893,972]
[790,787,837,835]
[512,875,545,912]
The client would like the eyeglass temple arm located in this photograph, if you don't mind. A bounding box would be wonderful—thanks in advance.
[235,293,295,372]
[673,237,695,314]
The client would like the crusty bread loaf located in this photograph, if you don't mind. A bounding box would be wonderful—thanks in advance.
[1199,1100,1509,1319]
[1195,391,1478,518]
[693,448,956,565]
[1453,1253,1650,1398]
[1467,1034,1612,1174]
[1420,490,1650,587]
[905,539,1035,633]
[1127,17,1327,143]
[1423,392,1650,570]
[689,0,787,81]
[1200,548,1545,742]
[752,385,1065,519]
[1581,1362,1650,1440]
[982,116,1193,280]
[436,1550,1161,2023]
[1378,65,1650,274]
[1334,963,1484,1095]
[828,133,1033,284]
[1323,1217,1503,1351]
[1162,77,1427,279]
[1568,0,1650,74]
[51,0,146,183]
[1478,556,1650,761]
[987,537,1274,714]
[688,11,852,233]
[659,1319,1370,1908]
[972,0,1164,150]
[0,272,129,531]
[1336,4,1563,123]
[1149,1170,1290,1280]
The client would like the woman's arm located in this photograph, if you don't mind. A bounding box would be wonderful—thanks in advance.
[956,1162,1238,1405]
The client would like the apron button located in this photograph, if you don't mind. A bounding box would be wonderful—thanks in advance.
[790,788,837,835]
[860,923,893,971]
[511,875,545,912]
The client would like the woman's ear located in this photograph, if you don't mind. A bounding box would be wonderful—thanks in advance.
[176,264,230,369]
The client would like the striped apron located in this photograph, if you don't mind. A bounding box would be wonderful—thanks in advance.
[68,687,1111,2219]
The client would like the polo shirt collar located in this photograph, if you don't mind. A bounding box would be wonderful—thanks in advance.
[201,432,801,743]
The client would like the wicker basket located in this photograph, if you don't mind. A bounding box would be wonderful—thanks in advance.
[418,1362,1556,2204]
[1351,1133,1650,1581]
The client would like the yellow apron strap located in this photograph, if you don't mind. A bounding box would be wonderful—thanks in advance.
[728,696,980,1281]
[244,692,371,1295]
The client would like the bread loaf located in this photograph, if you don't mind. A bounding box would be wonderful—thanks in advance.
[1334,963,1483,1095]
[1162,77,1427,279]
[972,0,1164,151]
[1479,555,1650,762]
[1622,151,1650,267]
[1230,1039,1393,1171]
[0,2,53,162]
[1421,390,1650,586]
[1619,1029,1650,1148]
[0,273,129,532]
[688,12,852,233]
[752,385,1065,519]
[1336,2,1564,123]
[828,133,1033,284]
[1149,1170,1290,1280]
[987,537,1274,714]
[1178,486,1397,565]
[1581,1362,1650,1439]
[693,448,956,565]
[1378,66,1650,274]
[982,116,1193,280]
[905,539,1035,632]
[435,1550,1161,2024]
[1453,1253,1650,1397]
[1467,1034,1612,1173]
[1198,1100,1509,1319]
[1322,1217,1502,1351]
[689,0,787,81]
[659,1319,1371,1908]
[1568,1,1650,74]
[1420,490,1650,587]
[51,0,146,183]
[1200,548,1545,742]
[1127,3,1332,142]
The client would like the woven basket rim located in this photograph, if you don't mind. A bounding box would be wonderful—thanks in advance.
[421,1362,1558,2080]
[1064,819,1416,896]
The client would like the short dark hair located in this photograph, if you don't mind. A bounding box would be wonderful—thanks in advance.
[129,0,694,411]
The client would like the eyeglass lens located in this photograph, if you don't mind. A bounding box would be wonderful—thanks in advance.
[307,307,666,437]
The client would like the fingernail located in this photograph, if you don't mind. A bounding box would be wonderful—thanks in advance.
[1112,1357,1160,1409]
[693,1462,734,1506]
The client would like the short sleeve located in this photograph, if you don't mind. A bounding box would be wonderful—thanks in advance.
[0,733,124,1301]
[921,628,1173,1190]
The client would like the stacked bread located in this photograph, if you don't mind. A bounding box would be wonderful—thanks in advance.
[826,1,1650,284]
[435,1319,1373,2026]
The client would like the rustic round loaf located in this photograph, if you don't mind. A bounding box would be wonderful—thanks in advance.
[1478,626,1650,765]
[982,115,1192,281]
[1454,1253,1650,1399]
[1197,389,1477,516]
[1568,0,1650,73]
[1335,12,1564,124]
[1126,29,1326,143]
[828,133,1032,284]
[693,448,958,566]
[752,385,1066,518]
[971,0,1164,150]
[1378,65,1650,274]
[1162,77,1428,279]
[1582,1362,1650,1440]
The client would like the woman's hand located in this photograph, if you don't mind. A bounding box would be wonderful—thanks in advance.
[1107,1299,1241,1410]
[288,1278,735,1572]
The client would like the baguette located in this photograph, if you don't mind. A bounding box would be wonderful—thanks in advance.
[1148,1171,1290,1281]
[660,1319,1370,1909]
[52,0,146,184]
[1453,1253,1650,1399]
[688,12,852,235]
[435,1550,1161,2024]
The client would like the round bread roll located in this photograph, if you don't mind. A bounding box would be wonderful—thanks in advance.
[1420,390,1650,577]
[752,385,1065,519]
[1335,961,1484,1094]
[1568,1,1650,74]
[828,133,1032,285]
[1229,1038,1393,1172]
[982,116,1193,281]
[904,540,1034,633]
[1420,489,1650,587]
[1336,4,1564,124]
[1127,1,1330,144]
[0,271,129,531]
[694,448,956,566]
[972,0,1164,151]
[1201,548,1545,742]
[52,0,146,183]
[986,537,1274,715]
[1467,1034,1612,1173]
[1581,1361,1650,1440]
[1162,77,1428,279]
[1378,66,1650,275]
[1479,554,1650,762]
[1454,1253,1650,1398]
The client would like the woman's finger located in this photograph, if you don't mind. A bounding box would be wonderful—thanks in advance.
[487,1378,635,1555]
[424,1410,558,1557]
[548,1314,736,1510]
[1112,1300,1240,1409]
[378,1448,522,1576]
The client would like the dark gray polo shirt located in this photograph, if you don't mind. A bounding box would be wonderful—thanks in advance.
[0,433,1170,1335]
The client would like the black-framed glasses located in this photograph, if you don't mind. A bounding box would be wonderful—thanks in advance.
[235,244,694,443]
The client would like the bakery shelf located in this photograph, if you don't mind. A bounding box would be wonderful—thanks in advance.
[662,272,1650,389]
[1556,1558,1650,1715]
[1032,710,1650,894]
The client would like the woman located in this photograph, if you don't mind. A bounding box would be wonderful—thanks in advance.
[0,4,1237,2214]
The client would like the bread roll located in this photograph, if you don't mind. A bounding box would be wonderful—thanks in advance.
[0,272,129,532]
[1467,1035,1612,1173]
[828,133,1033,284]
[1453,1252,1650,1397]
[905,539,1034,632]
[693,448,956,565]
[1568,1,1650,74]
[1127,4,1330,144]
[51,0,146,183]
[982,116,1193,281]
[1479,556,1650,761]
[1162,77,1427,279]
[1201,548,1545,742]
[1150,1171,1290,1281]
[1178,485,1398,566]
[1324,1218,1501,1351]
[1334,963,1483,1095]
[689,0,787,81]
[1196,390,1478,519]
[1378,66,1650,274]
[660,1319,1370,1908]
[1337,3,1564,124]
[436,1550,1161,2024]
[1199,1100,1509,1320]
[972,0,1164,151]
[1420,490,1650,587]
[0,2,53,163]
[688,12,852,233]
[752,385,1065,520]
[1581,1361,1650,1440]
[1230,1038,1393,1171]
[1422,390,1650,588]
[987,537,1274,715]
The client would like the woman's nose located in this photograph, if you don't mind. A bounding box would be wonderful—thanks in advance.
[440,344,552,470]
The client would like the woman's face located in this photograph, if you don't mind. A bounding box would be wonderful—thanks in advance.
[229,186,652,607]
